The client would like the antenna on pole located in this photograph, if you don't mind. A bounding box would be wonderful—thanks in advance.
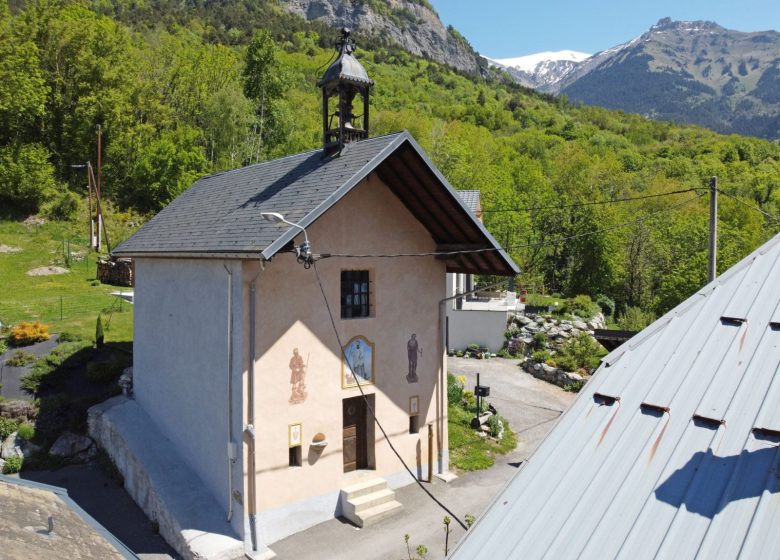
[708,176,718,283]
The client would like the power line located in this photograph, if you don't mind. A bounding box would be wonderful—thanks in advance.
[715,188,780,223]
[481,187,702,214]
[316,192,705,260]
[310,259,469,530]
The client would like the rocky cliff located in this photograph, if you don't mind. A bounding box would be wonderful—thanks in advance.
[280,0,483,74]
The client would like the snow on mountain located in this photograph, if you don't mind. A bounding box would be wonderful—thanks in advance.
[485,50,591,92]
[490,50,591,73]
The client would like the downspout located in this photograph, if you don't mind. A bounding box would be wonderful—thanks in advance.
[245,264,264,554]
[438,278,510,473]
[223,264,235,523]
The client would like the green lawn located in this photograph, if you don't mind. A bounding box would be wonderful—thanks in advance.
[0,219,133,343]
[448,403,517,472]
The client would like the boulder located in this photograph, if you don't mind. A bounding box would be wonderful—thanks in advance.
[573,320,587,330]
[49,432,94,458]
[1,433,23,460]
[516,315,533,326]
[560,322,573,332]
[20,439,42,459]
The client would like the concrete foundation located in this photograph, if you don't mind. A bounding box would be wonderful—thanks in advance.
[88,397,262,560]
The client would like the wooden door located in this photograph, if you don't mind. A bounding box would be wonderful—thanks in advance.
[343,397,366,472]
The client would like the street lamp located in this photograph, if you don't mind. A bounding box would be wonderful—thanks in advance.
[260,212,312,267]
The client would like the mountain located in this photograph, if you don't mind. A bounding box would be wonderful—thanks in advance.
[555,18,780,139]
[486,51,590,92]
[280,0,484,74]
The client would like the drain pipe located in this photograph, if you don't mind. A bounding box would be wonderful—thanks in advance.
[245,264,264,554]
[438,278,510,473]
[223,264,235,524]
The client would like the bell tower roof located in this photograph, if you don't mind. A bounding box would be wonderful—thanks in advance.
[317,29,374,91]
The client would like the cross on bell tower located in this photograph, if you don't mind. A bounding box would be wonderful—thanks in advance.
[318,28,374,154]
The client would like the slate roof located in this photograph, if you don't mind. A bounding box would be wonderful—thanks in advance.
[0,475,136,559]
[114,132,518,275]
[451,233,780,560]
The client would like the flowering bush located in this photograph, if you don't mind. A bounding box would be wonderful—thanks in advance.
[9,321,50,346]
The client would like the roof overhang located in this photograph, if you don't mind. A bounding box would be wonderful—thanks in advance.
[261,132,519,276]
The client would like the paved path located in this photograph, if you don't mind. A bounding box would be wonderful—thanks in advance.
[269,357,575,560]
[0,337,59,401]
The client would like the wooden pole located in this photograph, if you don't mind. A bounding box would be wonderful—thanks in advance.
[427,423,433,483]
[708,176,718,282]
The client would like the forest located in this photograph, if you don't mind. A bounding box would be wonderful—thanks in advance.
[1,0,779,320]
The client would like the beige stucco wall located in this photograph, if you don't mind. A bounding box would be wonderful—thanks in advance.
[243,173,448,522]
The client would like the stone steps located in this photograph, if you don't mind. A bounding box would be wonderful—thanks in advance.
[340,478,403,528]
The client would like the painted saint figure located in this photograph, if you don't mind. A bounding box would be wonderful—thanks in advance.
[406,333,422,383]
[289,348,308,404]
[349,341,368,380]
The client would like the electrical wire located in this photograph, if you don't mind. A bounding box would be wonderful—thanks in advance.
[310,259,469,530]
[715,188,780,223]
[315,192,706,260]
[481,187,702,214]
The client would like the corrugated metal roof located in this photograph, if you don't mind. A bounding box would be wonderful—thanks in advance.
[112,132,518,275]
[456,190,481,214]
[450,233,780,560]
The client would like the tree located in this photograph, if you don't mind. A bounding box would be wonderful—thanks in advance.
[242,30,290,161]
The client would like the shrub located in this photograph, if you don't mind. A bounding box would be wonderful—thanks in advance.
[44,189,80,221]
[487,414,506,439]
[555,332,606,372]
[0,417,19,439]
[531,331,548,350]
[57,332,81,342]
[595,294,615,317]
[504,325,520,340]
[462,391,476,408]
[5,350,36,367]
[95,314,105,348]
[446,373,465,404]
[0,339,7,356]
[531,349,551,363]
[9,321,50,346]
[561,295,599,319]
[2,455,23,474]
[617,306,657,331]
[87,358,125,383]
[16,422,35,440]
[564,381,585,393]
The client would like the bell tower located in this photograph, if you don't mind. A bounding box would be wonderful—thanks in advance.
[318,28,374,154]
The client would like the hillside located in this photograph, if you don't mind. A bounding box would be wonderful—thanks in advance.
[1,1,779,320]
[280,0,483,74]
[556,18,780,139]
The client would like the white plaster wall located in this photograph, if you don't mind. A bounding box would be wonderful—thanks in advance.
[447,309,508,353]
[134,257,245,535]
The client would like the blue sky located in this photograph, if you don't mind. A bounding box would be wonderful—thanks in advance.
[428,0,780,57]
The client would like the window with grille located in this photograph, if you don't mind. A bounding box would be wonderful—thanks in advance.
[341,270,371,319]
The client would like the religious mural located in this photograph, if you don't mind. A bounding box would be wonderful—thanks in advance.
[342,335,375,388]
[406,333,422,383]
[289,348,308,404]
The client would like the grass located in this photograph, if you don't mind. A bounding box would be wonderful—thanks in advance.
[0,214,135,343]
[448,403,517,472]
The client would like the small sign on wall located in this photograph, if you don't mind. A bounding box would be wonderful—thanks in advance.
[288,423,302,448]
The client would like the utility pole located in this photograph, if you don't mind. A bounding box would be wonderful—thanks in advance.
[708,176,718,283]
[96,125,104,252]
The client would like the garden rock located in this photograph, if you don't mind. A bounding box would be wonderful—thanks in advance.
[560,322,573,332]
[516,315,533,326]
[573,320,587,330]
[49,432,94,459]
[1,433,23,460]
[20,439,42,459]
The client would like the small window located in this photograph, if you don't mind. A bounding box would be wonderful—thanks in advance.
[289,446,302,467]
[409,415,420,434]
[341,270,371,319]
